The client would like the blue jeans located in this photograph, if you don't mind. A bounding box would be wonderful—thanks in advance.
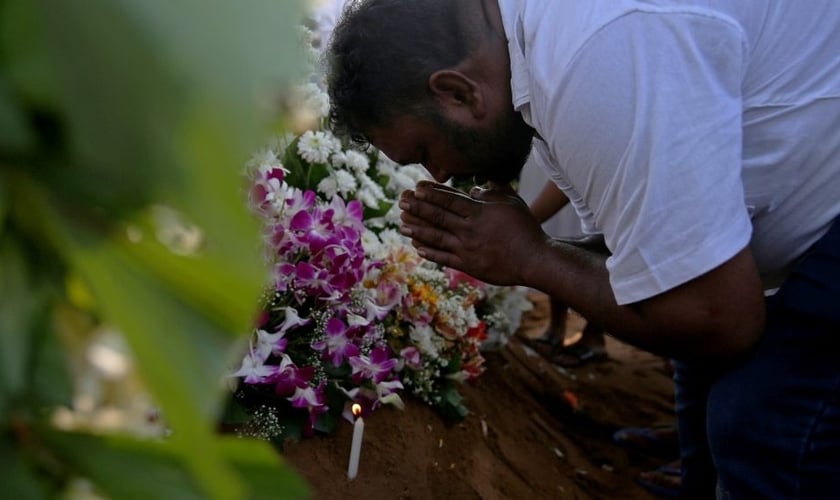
[675,219,840,499]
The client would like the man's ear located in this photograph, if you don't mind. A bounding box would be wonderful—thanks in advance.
[428,70,486,119]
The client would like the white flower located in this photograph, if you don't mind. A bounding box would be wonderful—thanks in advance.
[376,153,398,176]
[382,203,403,227]
[378,229,409,249]
[317,175,339,199]
[254,329,284,359]
[357,187,381,209]
[230,347,277,384]
[342,150,370,174]
[334,169,357,197]
[409,324,439,359]
[297,130,340,164]
[361,229,382,256]
[359,173,386,200]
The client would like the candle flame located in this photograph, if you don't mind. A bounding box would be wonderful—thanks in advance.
[351,403,362,417]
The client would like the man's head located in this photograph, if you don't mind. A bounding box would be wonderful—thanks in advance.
[326,0,534,184]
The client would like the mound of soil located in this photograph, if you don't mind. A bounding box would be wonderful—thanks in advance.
[283,292,677,499]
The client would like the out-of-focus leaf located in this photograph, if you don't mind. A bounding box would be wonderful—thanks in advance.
[167,109,266,302]
[29,314,73,409]
[116,210,261,336]
[0,235,44,406]
[2,0,310,497]
[42,430,204,500]
[34,0,304,215]
[0,176,8,236]
[41,430,309,500]
[0,0,58,109]
[0,439,50,500]
[46,206,245,500]
[0,74,33,152]
[217,436,309,500]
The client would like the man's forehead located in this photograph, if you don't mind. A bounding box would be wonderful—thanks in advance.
[367,117,427,164]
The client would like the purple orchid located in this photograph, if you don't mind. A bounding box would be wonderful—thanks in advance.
[254,329,288,359]
[399,346,422,370]
[349,346,398,384]
[273,355,315,396]
[311,317,360,367]
[287,381,328,436]
[230,347,279,384]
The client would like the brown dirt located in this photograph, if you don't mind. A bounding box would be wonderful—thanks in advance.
[282,292,677,499]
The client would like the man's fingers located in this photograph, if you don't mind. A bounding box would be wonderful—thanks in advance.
[399,214,462,252]
[412,244,463,271]
[410,183,477,218]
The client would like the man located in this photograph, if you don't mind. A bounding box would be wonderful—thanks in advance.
[326,1,840,497]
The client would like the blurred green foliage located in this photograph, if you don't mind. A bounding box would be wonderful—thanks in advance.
[0,0,310,498]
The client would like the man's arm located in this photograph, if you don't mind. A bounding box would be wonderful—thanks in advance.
[399,182,765,361]
[528,180,569,224]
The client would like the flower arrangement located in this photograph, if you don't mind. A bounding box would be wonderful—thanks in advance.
[225,28,531,441]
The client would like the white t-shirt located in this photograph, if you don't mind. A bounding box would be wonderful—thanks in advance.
[498,0,840,305]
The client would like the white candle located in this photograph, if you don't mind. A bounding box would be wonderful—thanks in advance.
[347,403,364,480]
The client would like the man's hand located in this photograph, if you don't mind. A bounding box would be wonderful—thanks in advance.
[398,180,548,285]
[398,181,766,360]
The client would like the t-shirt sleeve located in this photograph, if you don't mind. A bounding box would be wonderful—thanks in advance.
[535,10,753,305]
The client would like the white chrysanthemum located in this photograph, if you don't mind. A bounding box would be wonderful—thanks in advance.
[409,324,439,359]
[359,172,386,199]
[343,150,370,174]
[436,298,479,333]
[381,204,402,227]
[378,228,407,248]
[387,170,419,192]
[317,175,339,199]
[361,229,383,257]
[415,262,447,282]
[355,174,387,209]
[363,215,388,230]
[376,154,398,177]
[329,151,347,169]
[334,169,357,197]
[403,164,431,182]
[297,130,340,164]
[357,187,381,209]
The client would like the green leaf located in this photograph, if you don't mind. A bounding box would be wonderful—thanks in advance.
[28,315,73,410]
[33,0,305,214]
[42,430,205,500]
[0,175,8,235]
[0,0,59,109]
[363,200,394,220]
[41,430,309,500]
[217,436,309,500]
[0,73,33,152]
[0,438,51,500]
[115,208,262,336]
[282,139,308,188]
[0,234,46,409]
[46,207,248,500]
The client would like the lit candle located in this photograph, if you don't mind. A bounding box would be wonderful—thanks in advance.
[347,403,364,480]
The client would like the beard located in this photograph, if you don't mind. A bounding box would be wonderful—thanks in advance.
[436,107,535,186]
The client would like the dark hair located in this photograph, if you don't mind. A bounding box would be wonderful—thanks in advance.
[326,0,478,145]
